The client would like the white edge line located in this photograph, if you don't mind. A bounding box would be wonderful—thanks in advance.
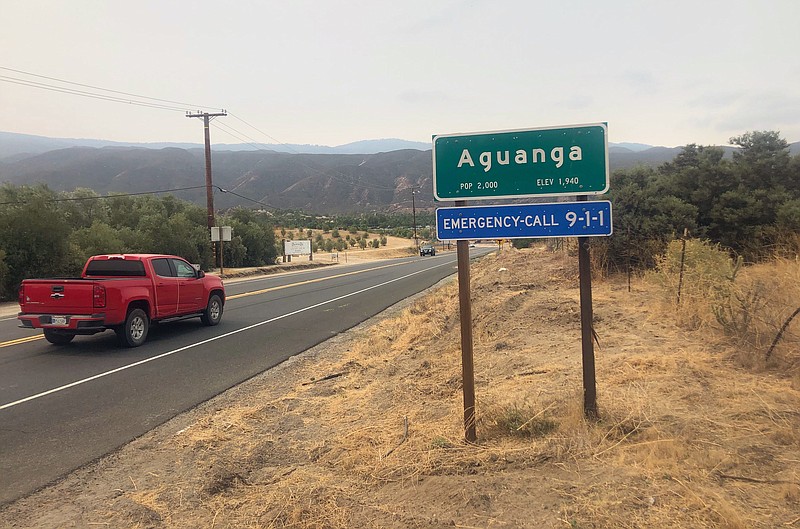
[0,260,453,411]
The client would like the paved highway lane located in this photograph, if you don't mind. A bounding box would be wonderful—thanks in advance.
[0,250,490,504]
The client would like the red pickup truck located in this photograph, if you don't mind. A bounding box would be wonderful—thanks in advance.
[18,254,225,347]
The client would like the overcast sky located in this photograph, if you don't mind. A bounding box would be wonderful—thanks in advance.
[2,0,798,148]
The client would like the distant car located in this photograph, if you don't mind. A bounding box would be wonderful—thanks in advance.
[419,244,436,256]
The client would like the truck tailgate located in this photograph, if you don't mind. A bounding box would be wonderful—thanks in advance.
[20,279,96,314]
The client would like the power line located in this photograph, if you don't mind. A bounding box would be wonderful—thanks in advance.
[212,121,276,152]
[0,66,222,111]
[0,75,188,112]
[1,183,286,214]
[228,112,291,148]
[0,185,209,206]
[216,187,280,211]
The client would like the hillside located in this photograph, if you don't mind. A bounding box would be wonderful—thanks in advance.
[0,147,435,213]
[1,246,797,528]
[0,145,679,214]
[2,132,798,213]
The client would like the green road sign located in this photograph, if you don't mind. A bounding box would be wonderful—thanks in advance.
[433,123,609,201]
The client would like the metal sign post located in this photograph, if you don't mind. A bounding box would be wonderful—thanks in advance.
[576,197,598,418]
[455,200,477,443]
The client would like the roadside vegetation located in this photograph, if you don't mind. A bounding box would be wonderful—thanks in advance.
[0,191,426,300]
[277,226,391,253]
[596,131,800,273]
[275,210,435,241]
[0,188,280,298]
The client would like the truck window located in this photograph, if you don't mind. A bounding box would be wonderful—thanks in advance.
[85,259,146,277]
[172,259,197,278]
[152,258,173,277]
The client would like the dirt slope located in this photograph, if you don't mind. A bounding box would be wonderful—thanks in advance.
[1,246,798,528]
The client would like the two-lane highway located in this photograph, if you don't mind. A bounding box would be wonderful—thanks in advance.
[0,249,489,504]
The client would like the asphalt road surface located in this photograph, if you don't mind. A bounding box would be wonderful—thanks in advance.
[0,249,490,505]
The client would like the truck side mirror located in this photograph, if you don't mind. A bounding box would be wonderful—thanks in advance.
[197,270,205,278]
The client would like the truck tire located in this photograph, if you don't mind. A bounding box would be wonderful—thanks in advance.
[201,294,223,326]
[43,329,75,345]
[116,308,149,347]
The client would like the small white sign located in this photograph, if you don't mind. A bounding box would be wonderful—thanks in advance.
[210,226,232,242]
[284,239,311,255]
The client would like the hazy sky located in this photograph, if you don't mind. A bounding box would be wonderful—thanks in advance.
[2,0,798,148]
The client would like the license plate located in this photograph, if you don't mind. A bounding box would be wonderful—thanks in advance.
[51,316,68,326]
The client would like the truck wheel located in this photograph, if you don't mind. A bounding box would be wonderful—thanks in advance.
[43,329,75,345]
[201,294,223,326]
[116,308,149,347]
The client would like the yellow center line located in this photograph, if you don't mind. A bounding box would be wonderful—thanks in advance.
[227,260,412,301]
[0,335,44,348]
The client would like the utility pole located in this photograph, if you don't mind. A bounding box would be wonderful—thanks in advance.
[412,187,418,248]
[186,110,227,268]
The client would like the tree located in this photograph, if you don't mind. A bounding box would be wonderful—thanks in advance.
[62,188,108,229]
[0,184,83,297]
[222,236,248,267]
[730,131,791,191]
[226,217,277,267]
[70,221,126,257]
[600,167,698,270]
[0,249,10,299]
[776,198,800,231]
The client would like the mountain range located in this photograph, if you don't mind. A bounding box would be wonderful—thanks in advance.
[1,131,798,214]
[0,131,432,161]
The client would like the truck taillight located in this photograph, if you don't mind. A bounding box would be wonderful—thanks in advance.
[18,285,25,306]
[93,284,106,308]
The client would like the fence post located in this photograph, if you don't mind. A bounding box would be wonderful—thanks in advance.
[677,228,689,304]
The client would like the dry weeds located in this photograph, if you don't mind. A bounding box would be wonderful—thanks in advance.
[1,245,799,528]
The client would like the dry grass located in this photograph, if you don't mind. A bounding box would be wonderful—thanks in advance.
[729,257,800,369]
[2,245,799,529]
[649,239,800,374]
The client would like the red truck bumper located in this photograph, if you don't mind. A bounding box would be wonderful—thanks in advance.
[18,313,108,334]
